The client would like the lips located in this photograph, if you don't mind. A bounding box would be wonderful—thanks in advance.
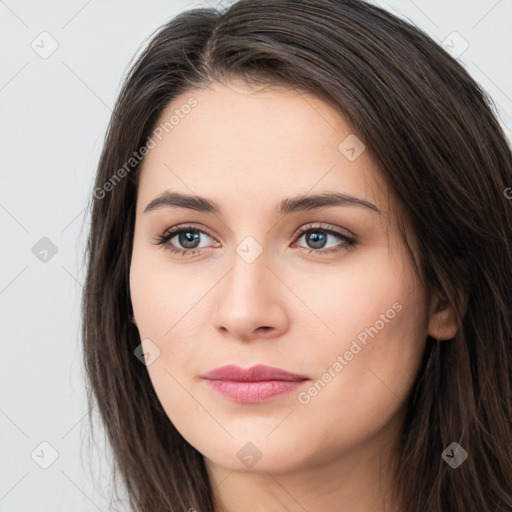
[201,364,310,403]
[201,364,309,382]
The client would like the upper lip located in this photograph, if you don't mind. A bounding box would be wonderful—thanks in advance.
[201,364,309,382]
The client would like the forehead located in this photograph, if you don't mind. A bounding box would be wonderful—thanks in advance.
[136,78,390,217]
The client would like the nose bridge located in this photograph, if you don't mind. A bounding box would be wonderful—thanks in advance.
[225,238,273,305]
[212,236,289,338]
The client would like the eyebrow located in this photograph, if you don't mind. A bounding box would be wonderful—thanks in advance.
[143,191,381,216]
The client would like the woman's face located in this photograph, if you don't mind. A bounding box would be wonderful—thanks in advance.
[129,78,450,476]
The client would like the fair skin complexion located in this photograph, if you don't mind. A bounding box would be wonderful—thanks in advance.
[129,78,459,512]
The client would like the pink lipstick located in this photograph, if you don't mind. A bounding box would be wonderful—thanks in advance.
[201,364,309,403]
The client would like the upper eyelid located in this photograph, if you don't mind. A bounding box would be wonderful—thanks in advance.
[163,223,216,239]
[295,223,355,238]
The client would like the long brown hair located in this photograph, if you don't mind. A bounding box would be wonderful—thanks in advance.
[81,0,512,510]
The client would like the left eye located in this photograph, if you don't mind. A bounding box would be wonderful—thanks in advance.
[153,224,357,256]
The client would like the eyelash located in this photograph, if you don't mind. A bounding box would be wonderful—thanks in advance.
[152,223,357,257]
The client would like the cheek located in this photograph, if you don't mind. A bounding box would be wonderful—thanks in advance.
[129,248,215,379]
[294,249,413,346]
[129,254,203,434]
[129,245,191,338]
[297,249,427,410]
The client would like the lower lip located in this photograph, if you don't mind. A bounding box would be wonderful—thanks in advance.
[203,379,307,403]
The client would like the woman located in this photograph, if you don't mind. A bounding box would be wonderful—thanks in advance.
[81,0,512,510]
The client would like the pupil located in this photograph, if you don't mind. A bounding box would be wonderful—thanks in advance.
[180,230,200,248]
[307,231,326,249]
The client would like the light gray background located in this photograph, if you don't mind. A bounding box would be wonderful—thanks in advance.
[1,1,511,510]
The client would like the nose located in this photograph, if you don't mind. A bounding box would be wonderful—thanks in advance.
[212,249,290,342]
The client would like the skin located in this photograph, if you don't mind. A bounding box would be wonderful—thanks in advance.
[129,78,459,512]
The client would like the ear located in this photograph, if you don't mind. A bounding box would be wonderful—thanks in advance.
[427,291,466,340]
